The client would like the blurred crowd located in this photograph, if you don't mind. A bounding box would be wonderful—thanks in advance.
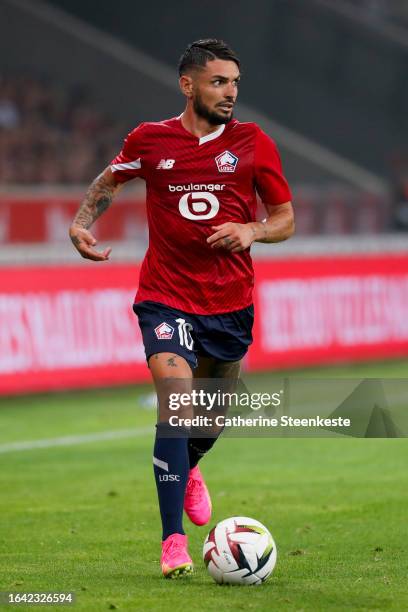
[0,74,127,185]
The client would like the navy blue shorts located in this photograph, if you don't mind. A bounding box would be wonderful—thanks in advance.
[133,301,254,369]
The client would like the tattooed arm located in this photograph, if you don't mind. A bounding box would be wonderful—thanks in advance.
[69,167,123,261]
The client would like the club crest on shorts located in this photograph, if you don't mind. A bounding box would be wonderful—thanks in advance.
[154,322,174,340]
[215,150,239,173]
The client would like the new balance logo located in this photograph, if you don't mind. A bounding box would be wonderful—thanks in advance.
[157,159,175,169]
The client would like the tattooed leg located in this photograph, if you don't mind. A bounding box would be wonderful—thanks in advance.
[148,353,193,425]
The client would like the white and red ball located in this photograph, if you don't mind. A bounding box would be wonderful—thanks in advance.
[203,516,277,585]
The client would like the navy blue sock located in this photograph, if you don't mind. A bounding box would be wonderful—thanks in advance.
[153,423,190,541]
[188,434,218,469]
[188,424,225,468]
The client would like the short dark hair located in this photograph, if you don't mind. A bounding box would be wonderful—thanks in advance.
[178,39,240,76]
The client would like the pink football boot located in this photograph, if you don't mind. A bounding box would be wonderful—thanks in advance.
[161,534,193,579]
[184,465,212,526]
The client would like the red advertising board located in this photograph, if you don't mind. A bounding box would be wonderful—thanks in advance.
[249,256,408,369]
[0,265,149,394]
[1,255,408,395]
[0,194,147,243]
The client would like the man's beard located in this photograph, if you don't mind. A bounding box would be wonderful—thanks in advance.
[193,93,233,126]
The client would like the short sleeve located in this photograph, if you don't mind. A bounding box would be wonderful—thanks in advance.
[254,127,292,205]
[110,123,146,183]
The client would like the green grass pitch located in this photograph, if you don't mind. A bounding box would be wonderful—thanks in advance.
[0,361,407,611]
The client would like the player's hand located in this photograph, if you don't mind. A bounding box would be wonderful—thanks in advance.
[69,225,112,261]
[207,222,256,253]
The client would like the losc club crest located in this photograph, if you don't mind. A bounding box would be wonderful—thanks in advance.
[154,322,174,340]
[215,150,239,173]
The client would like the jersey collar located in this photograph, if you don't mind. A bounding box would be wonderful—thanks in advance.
[198,123,225,146]
[177,114,226,146]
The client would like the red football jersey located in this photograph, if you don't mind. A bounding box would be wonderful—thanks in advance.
[110,116,291,314]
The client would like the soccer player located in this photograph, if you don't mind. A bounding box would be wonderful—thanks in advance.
[69,39,294,579]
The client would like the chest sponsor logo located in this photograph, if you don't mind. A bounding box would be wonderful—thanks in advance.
[178,192,220,220]
[154,322,174,339]
[157,159,175,169]
[169,183,225,192]
[215,150,238,173]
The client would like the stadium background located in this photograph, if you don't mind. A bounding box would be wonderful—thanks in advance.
[0,1,407,610]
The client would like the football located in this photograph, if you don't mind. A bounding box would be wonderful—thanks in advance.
[203,516,277,585]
